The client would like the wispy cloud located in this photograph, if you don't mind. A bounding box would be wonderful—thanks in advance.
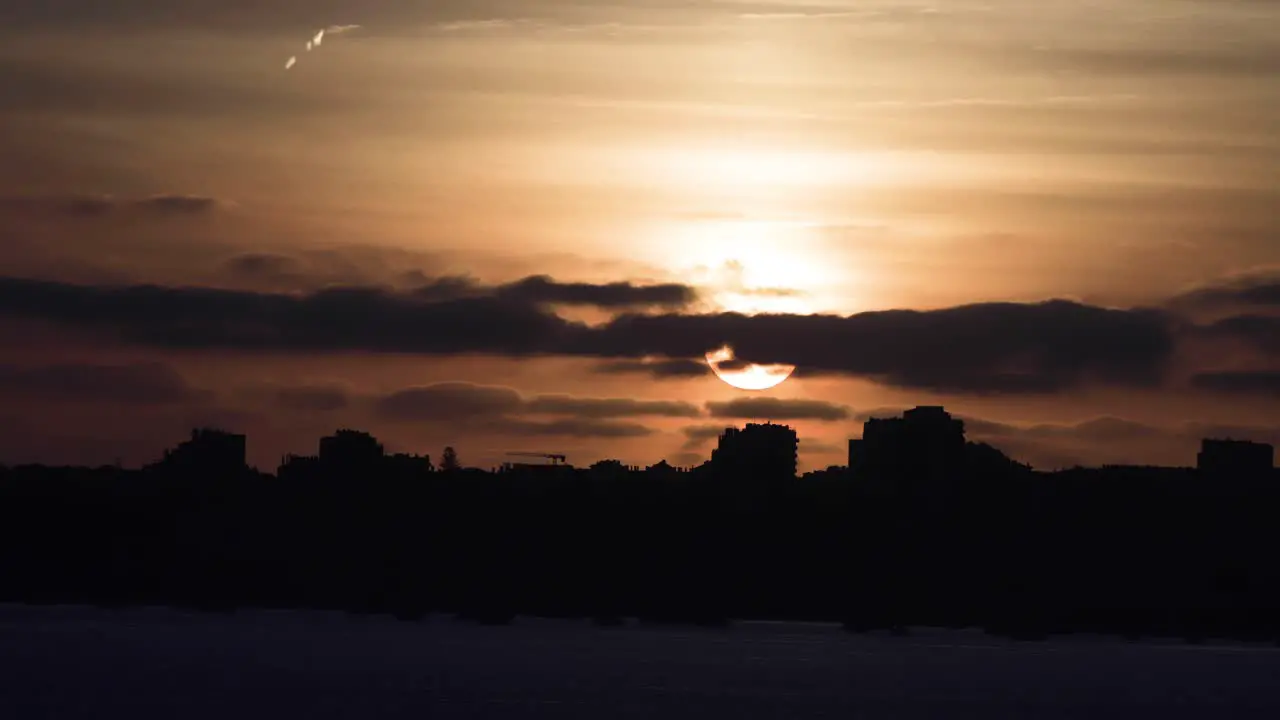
[737,4,943,22]
[436,19,529,32]
[0,193,226,218]
[707,398,851,422]
[847,95,1143,109]
[739,12,866,20]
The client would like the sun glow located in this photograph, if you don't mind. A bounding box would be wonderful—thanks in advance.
[652,147,892,190]
[660,218,841,315]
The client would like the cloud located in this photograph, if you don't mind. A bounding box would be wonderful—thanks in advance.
[485,418,654,438]
[738,6,944,23]
[213,262,696,310]
[374,382,524,422]
[408,274,695,309]
[0,3,405,33]
[738,11,882,22]
[682,425,726,441]
[1028,46,1280,80]
[217,250,442,293]
[232,380,352,413]
[222,253,304,281]
[0,194,223,218]
[496,275,695,309]
[1169,268,1280,313]
[957,413,1280,470]
[959,414,1163,443]
[273,384,351,412]
[427,17,646,35]
[1200,315,1280,355]
[601,301,1177,395]
[1186,423,1280,448]
[0,195,115,217]
[800,441,845,456]
[854,407,911,422]
[436,19,527,32]
[847,95,1142,109]
[0,277,580,355]
[709,260,807,302]
[706,398,850,422]
[405,275,481,299]
[956,415,1148,469]
[0,278,1186,394]
[372,383,691,433]
[1191,371,1280,397]
[739,287,804,298]
[593,358,710,378]
[1030,416,1164,442]
[525,395,701,419]
[680,424,727,449]
[135,195,221,215]
[0,362,206,405]
[0,50,363,117]
[218,252,392,292]
[666,451,705,468]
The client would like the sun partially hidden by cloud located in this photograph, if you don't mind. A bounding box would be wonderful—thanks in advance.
[706,345,795,391]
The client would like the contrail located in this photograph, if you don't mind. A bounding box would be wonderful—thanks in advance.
[284,24,361,70]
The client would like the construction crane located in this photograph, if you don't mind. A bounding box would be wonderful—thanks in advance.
[506,451,567,466]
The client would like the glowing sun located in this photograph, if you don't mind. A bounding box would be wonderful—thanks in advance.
[705,345,795,391]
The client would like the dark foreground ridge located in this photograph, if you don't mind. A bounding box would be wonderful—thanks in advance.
[1,406,1277,642]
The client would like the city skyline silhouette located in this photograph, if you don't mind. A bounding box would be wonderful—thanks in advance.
[2,404,1277,641]
[19,404,1274,481]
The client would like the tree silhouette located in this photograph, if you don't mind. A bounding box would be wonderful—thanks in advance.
[440,446,460,472]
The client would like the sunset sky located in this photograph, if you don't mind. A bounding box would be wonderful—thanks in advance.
[0,0,1276,472]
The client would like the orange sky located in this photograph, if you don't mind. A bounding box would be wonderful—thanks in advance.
[0,1,1276,471]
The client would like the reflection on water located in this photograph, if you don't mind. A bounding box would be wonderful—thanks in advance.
[2,607,1279,719]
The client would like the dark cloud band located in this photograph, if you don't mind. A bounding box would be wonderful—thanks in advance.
[1191,371,1280,397]
[706,398,850,421]
[0,275,1212,396]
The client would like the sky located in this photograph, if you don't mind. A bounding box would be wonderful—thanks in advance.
[0,0,1276,472]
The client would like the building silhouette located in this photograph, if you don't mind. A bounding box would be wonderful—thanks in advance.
[711,422,799,480]
[383,452,434,478]
[320,429,385,469]
[587,459,636,476]
[276,453,321,481]
[1198,439,1274,480]
[849,406,966,486]
[498,461,575,475]
[150,428,247,476]
[279,429,430,479]
[500,451,574,475]
[645,460,688,479]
